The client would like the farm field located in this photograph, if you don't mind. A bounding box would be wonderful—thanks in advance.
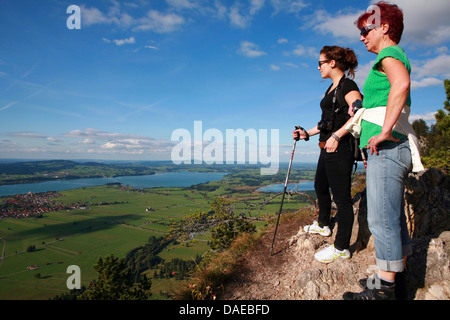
[0,166,316,300]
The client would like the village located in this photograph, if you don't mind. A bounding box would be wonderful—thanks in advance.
[0,191,87,219]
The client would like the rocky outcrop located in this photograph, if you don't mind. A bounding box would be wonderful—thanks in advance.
[221,168,449,300]
[405,168,450,238]
[403,168,450,300]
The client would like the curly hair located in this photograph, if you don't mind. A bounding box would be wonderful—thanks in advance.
[320,46,358,79]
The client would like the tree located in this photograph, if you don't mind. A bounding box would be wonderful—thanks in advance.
[412,119,429,140]
[168,196,257,251]
[209,219,256,250]
[77,254,151,300]
[412,79,449,173]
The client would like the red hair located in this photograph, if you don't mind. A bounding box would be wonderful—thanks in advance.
[355,1,404,44]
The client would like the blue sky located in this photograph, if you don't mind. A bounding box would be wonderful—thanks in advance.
[0,0,449,164]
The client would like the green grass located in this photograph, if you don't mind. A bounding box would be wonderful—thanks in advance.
[0,169,316,300]
[0,184,215,300]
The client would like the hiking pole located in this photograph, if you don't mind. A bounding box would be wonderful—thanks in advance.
[351,99,367,171]
[270,125,302,256]
[360,147,367,170]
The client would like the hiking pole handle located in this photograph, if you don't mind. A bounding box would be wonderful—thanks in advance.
[293,125,301,141]
[294,125,309,141]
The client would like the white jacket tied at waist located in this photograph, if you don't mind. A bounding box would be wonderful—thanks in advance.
[345,106,425,173]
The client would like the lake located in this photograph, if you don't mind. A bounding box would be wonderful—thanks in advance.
[257,180,315,193]
[0,171,228,197]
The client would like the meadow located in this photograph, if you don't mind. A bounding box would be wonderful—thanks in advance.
[0,166,316,300]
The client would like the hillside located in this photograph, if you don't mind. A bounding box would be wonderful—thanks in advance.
[219,168,450,300]
[0,160,157,185]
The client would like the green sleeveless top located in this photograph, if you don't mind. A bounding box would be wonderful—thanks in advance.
[360,46,411,148]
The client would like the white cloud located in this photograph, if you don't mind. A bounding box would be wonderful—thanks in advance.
[353,59,375,89]
[99,138,174,155]
[166,0,198,10]
[81,1,310,34]
[292,44,317,57]
[408,54,450,90]
[9,131,48,139]
[270,64,280,71]
[250,0,265,15]
[270,0,308,14]
[355,55,449,91]
[65,128,175,155]
[227,0,308,28]
[81,6,110,26]
[411,78,443,90]
[6,131,60,146]
[103,36,136,46]
[0,101,17,111]
[412,54,450,79]
[81,4,134,27]
[237,41,267,58]
[436,46,448,54]
[229,5,250,28]
[66,128,145,140]
[80,138,96,144]
[113,36,135,46]
[307,0,450,46]
[384,0,450,45]
[307,9,361,41]
[282,62,299,69]
[81,4,184,34]
[135,10,185,33]
[410,112,437,122]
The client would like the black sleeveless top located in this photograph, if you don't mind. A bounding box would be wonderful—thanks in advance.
[319,76,360,142]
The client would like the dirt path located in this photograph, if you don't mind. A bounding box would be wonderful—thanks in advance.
[219,212,317,300]
[218,206,383,300]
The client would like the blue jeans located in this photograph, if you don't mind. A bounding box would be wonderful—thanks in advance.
[366,137,412,272]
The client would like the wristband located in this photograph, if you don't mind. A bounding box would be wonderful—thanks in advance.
[331,132,341,142]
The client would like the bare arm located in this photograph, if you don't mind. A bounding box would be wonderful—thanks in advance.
[333,90,363,139]
[293,126,320,141]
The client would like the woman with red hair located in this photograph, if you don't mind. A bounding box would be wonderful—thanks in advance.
[343,2,424,300]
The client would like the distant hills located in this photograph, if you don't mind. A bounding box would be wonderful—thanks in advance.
[0,159,318,186]
[0,160,157,185]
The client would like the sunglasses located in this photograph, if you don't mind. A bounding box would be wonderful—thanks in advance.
[360,25,376,37]
[318,60,330,67]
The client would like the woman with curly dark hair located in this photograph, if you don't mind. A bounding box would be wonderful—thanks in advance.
[293,45,362,264]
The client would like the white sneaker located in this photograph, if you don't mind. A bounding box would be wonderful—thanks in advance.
[303,221,331,237]
[314,245,351,263]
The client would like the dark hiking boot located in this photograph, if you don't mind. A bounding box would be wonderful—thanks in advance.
[343,275,395,300]
[358,272,408,300]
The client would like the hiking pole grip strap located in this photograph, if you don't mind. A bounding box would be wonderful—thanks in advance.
[296,125,309,141]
